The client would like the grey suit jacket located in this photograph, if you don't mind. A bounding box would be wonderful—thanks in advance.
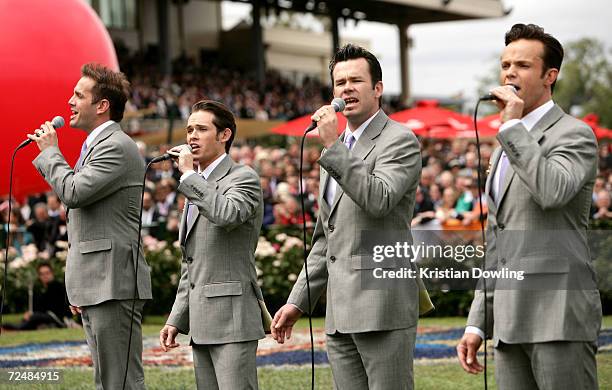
[467,104,602,345]
[287,110,422,334]
[166,155,266,344]
[33,122,152,306]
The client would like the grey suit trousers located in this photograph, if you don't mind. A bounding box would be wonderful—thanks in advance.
[192,341,259,390]
[81,299,147,390]
[326,326,417,390]
[495,340,598,390]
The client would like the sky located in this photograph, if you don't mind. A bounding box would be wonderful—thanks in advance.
[222,0,611,99]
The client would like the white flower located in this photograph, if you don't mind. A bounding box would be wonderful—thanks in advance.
[22,244,38,263]
[55,251,68,261]
[255,238,277,257]
[173,240,181,249]
[256,267,263,276]
[288,273,297,282]
[275,233,288,242]
[9,257,25,269]
[143,235,158,252]
[156,240,168,251]
[272,260,282,267]
[282,237,304,252]
[55,240,69,249]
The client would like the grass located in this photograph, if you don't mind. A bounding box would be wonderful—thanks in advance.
[1,355,611,390]
[0,315,610,389]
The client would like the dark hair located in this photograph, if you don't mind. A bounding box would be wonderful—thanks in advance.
[37,262,53,272]
[504,23,564,92]
[191,100,236,153]
[329,44,383,105]
[81,63,131,122]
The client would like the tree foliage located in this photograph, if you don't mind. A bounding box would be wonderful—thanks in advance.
[555,38,612,128]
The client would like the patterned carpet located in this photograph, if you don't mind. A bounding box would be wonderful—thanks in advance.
[1,327,610,369]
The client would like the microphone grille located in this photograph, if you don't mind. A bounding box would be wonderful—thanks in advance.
[51,116,65,129]
[331,98,346,112]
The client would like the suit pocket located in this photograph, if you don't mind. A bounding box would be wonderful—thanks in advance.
[79,238,112,254]
[519,256,569,274]
[351,255,397,270]
[203,281,243,297]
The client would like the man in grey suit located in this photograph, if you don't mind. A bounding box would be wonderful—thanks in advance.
[272,44,422,389]
[457,24,602,389]
[159,100,267,389]
[29,63,152,389]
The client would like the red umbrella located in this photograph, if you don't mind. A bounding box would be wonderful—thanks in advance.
[582,113,612,140]
[389,100,474,138]
[270,112,347,137]
[479,112,612,140]
[476,113,503,136]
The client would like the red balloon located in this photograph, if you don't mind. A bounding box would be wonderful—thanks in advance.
[0,0,118,201]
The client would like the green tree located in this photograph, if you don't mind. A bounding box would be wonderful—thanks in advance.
[555,38,612,128]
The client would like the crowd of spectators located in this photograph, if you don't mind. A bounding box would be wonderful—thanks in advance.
[3,139,610,259]
[126,65,328,123]
[120,54,402,126]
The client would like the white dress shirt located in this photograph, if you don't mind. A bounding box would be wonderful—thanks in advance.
[179,153,228,182]
[84,120,115,148]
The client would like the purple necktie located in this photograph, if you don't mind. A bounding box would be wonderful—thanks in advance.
[344,134,355,150]
[325,134,356,205]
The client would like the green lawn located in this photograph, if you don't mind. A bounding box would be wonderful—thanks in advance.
[0,315,610,389]
[1,355,611,390]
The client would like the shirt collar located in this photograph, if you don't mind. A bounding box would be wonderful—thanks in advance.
[343,109,380,142]
[522,100,554,131]
[85,120,114,148]
[200,153,227,180]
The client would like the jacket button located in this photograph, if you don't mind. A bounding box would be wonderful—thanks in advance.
[500,258,506,265]
[187,257,193,264]
[330,256,336,262]
[329,224,335,232]
[190,283,195,289]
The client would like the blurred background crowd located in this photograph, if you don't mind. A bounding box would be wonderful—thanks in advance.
[3,133,611,261]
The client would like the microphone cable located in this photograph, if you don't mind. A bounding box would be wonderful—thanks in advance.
[0,146,23,336]
[122,157,155,390]
[1,118,64,335]
[472,98,489,390]
[298,128,316,390]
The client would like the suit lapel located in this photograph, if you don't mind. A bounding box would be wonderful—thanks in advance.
[320,167,331,206]
[80,123,119,167]
[496,163,515,209]
[185,155,233,241]
[328,110,386,217]
[495,104,564,209]
[179,201,188,244]
[529,104,564,144]
[487,147,502,215]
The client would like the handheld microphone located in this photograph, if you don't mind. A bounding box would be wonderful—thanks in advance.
[479,85,518,101]
[17,116,65,149]
[305,98,346,133]
[150,144,192,163]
